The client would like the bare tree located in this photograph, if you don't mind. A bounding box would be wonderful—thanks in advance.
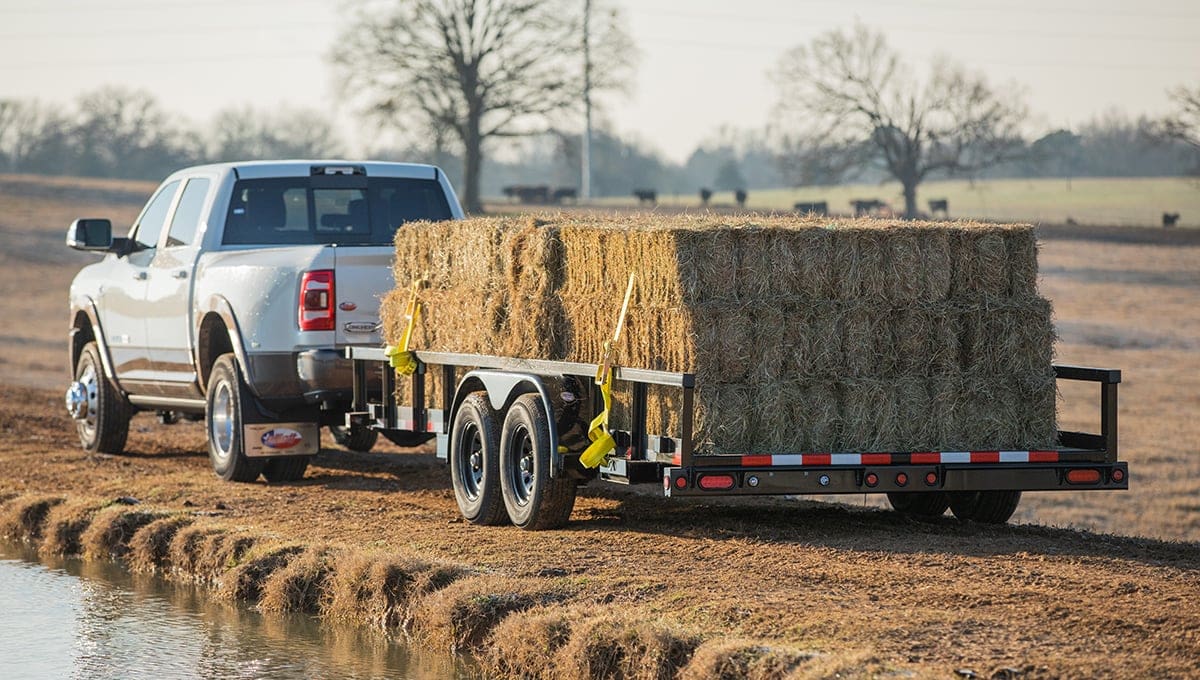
[208,106,343,162]
[1155,85,1200,150]
[333,0,588,213]
[771,24,1027,218]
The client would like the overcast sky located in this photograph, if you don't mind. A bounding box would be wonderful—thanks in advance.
[1,0,1196,163]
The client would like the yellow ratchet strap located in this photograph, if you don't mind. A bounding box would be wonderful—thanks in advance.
[384,279,424,376]
[580,273,636,468]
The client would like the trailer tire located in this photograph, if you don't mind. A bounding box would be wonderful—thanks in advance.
[73,341,131,455]
[949,491,1022,524]
[886,492,950,517]
[330,424,378,452]
[205,354,264,483]
[450,392,507,525]
[262,456,310,483]
[499,394,576,530]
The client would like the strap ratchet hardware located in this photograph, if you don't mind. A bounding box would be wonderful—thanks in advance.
[384,278,425,376]
[580,273,636,468]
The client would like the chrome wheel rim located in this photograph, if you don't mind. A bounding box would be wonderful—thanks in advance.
[210,381,234,465]
[76,361,99,443]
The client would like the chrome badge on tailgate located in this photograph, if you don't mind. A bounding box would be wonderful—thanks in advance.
[343,321,379,334]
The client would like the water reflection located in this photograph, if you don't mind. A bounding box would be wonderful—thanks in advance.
[0,544,463,679]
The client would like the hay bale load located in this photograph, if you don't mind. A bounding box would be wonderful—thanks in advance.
[381,215,1055,455]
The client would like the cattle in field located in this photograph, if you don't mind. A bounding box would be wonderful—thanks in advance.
[1163,212,1180,228]
[552,187,577,203]
[503,185,552,204]
[633,189,657,205]
[699,188,713,206]
[735,189,747,208]
[851,198,887,216]
[928,198,949,217]
[793,201,828,215]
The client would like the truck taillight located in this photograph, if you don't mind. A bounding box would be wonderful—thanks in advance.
[299,270,335,331]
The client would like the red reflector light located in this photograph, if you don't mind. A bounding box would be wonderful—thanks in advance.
[697,474,735,490]
[895,472,909,487]
[864,473,879,487]
[299,270,335,331]
[1066,468,1102,484]
[1111,468,1125,483]
[674,476,688,489]
[925,472,938,486]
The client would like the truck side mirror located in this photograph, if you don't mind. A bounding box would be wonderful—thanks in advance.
[66,218,113,251]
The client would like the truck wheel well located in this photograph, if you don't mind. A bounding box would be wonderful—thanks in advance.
[197,313,234,390]
[71,312,95,369]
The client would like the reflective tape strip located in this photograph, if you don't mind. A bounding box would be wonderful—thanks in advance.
[729,450,1065,467]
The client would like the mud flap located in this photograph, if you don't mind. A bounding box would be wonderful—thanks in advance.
[243,423,320,457]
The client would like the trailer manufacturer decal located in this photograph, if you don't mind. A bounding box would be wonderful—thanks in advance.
[261,428,304,450]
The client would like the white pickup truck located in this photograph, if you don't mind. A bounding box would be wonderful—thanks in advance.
[64,160,463,482]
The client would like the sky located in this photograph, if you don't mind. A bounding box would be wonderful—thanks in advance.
[0,0,1197,164]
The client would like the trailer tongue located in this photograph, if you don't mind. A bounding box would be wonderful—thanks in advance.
[346,347,1126,529]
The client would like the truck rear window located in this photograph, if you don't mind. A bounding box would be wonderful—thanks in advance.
[222,177,452,246]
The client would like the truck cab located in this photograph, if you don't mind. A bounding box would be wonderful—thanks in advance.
[64,160,463,482]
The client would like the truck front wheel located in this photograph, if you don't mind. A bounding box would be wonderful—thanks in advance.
[70,341,131,454]
[449,392,507,525]
[499,394,576,530]
[205,354,264,483]
[949,491,1022,524]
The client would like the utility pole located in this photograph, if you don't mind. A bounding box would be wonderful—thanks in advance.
[581,0,592,202]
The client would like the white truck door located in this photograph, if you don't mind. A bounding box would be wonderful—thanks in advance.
[96,180,180,386]
[145,176,211,393]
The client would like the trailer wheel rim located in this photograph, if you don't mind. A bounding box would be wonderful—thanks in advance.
[210,381,234,465]
[457,421,484,501]
[506,423,535,506]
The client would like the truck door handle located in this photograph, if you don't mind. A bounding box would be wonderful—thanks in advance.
[133,271,147,281]
[173,270,188,279]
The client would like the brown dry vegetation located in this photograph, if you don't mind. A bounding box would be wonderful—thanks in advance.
[0,175,1199,678]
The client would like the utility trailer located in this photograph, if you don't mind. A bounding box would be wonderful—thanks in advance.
[346,347,1127,529]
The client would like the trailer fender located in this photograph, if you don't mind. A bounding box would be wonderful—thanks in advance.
[449,370,564,478]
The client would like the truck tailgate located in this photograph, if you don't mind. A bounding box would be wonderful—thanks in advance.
[333,246,395,347]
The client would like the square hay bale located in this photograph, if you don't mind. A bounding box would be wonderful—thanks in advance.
[384,214,1056,454]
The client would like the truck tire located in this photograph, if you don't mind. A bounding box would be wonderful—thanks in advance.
[887,492,950,518]
[205,353,264,483]
[949,491,1022,524]
[499,393,576,530]
[73,341,131,454]
[449,392,507,525]
[330,424,378,452]
[262,456,310,483]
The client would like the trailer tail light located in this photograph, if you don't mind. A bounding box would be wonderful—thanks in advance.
[1066,468,1102,485]
[674,475,688,490]
[1111,468,1125,483]
[697,474,735,490]
[925,472,938,486]
[299,270,335,331]
[895,472,909,487]
[864,473,879,487]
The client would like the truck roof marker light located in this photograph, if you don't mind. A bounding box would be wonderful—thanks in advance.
[299,270,335,331]
[1066,468,1102,484]
[697,474,735,490]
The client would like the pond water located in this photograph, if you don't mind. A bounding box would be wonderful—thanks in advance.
[0,543,464,680]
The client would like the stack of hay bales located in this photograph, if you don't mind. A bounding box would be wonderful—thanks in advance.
[381,215,1055,454]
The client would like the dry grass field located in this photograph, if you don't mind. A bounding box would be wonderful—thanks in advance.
[1,174,1198,677]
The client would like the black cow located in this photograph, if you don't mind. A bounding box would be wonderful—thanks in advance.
[552,187,577,204]
[793,201,828,216]
[699,188,713,206]
[1163,212,1180,228]
[735,189,747,209]
[928,198,949,218]
[633,189,657,205]
[851,198,886,216]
